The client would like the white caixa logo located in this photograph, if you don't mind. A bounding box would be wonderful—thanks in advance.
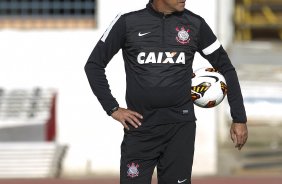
[137,52,185,64]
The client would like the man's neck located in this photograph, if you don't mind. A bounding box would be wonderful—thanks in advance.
[151,1,173,15]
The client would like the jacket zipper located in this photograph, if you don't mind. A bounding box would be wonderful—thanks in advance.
[162,15,165,45]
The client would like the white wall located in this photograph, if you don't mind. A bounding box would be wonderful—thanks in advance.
[0,0,231,177]
[218,0,235,48]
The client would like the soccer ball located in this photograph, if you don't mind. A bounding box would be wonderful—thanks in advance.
[191,67,227,108]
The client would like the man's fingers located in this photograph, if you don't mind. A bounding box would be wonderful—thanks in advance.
[240,138,247,149]
[125,109,143,127]
[111,107,143,130]
[121,121,129,130]
[237,134,244,145]
[230,130,236,144]
[235,132,248,150]
[237,141,245,150]
[238,143,244,150]
[238,134,248,150]
[128,114,142,126]
[128,110,143,120]
[233,133,243,149]
[124,117,139,128]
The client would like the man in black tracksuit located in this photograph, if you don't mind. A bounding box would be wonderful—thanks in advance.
[85,0,248,183]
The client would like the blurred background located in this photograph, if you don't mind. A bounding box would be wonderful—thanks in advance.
[0,0,281,183]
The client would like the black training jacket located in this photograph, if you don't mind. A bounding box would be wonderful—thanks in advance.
[85,2,247,126]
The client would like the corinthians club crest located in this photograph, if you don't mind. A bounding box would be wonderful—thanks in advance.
[127,162,139,178]
[176,26,191,44]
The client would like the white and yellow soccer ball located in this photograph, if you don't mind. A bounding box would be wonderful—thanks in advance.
[191,67,227,108]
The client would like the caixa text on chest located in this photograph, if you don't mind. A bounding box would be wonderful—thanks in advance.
[137,52,185,64]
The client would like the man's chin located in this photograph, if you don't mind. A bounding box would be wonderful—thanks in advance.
[176,8,185,12]
[175,5,185,12]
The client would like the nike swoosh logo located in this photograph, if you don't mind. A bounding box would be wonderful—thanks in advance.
[178,179,187,183]
[138,32,151,36]
[199,75,219,82]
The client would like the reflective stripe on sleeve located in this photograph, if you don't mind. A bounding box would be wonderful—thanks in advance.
[101,13,122,42]
[202,39,221,55]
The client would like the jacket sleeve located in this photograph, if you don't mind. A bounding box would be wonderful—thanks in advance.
[84,14,126,114]
[197,19,247,123]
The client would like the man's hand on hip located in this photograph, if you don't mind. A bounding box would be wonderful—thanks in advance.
[230,123,248,150]
[111,107,143,130]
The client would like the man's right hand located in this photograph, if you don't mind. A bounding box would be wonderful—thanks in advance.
[111,107,143,130]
